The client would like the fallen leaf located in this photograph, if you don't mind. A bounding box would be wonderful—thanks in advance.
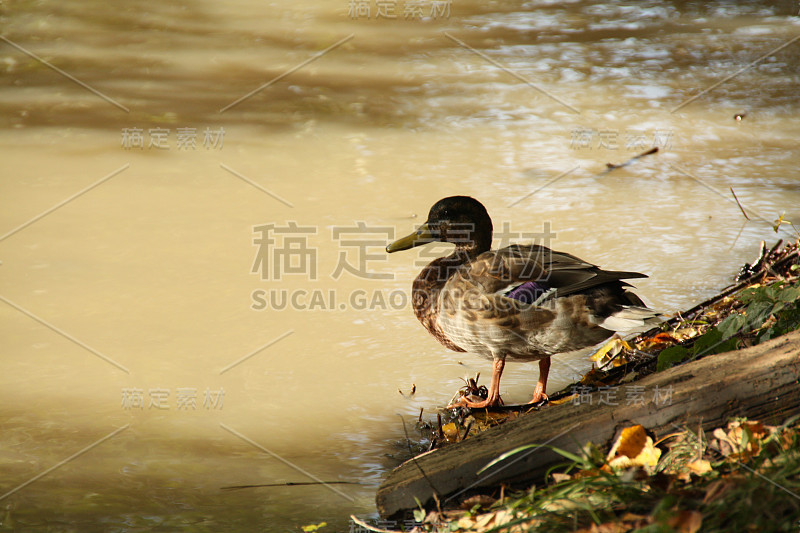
[609,426,647,459]
[711,428,735,456]
[576,522,631,533]
[686,459,712,476]
[474,512,496,529]
[493,509,514,526]
[724,420,766,457]
[619,512,649,522]
[637,332,676,351]
[590,337,632,366]
[550,394,577,406]
[457,516,475,529]
[461,494,496,510]
[741,420,768,437]
[550,472,572,484]
[666,510,702,533]
[607,425,662,472]
[579,368,611,386]
[442,422,459,441]
[672,326,704,341]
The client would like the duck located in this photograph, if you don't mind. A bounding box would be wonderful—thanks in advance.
[386,196,656,409]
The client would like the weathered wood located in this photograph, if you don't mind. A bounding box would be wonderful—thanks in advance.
[376,329,800,518]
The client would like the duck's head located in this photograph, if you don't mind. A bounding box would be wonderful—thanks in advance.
[386,196,493,255]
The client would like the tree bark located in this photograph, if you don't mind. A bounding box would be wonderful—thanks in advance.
[376,329,800,518]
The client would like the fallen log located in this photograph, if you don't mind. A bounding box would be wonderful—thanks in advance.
[376,329,800,518]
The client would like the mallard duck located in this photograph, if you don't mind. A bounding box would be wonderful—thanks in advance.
[386,196,656,408]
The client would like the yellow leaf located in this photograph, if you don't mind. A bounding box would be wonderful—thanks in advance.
[442,422,459,441]
[612,354,631,367]
[550,394,577,406]
[773,212,791,232]
[607,425,661,472]
[590,337,631,364]
[687,459,712,475]
[609,426,647,457]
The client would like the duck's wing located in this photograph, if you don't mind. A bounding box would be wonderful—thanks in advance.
[465,244,647,301]
[438,245,655,357]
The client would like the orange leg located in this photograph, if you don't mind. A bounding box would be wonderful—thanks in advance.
[448,358,505,409]
[529,357,550,404]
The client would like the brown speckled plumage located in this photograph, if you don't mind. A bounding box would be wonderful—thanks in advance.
[387,196,656,408]
[412,254,468,353]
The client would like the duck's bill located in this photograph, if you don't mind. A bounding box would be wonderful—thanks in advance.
[386,223,434,253]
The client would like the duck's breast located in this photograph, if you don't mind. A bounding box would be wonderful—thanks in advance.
[436,280,556,360]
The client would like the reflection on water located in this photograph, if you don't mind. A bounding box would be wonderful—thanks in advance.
[1,0,799,530]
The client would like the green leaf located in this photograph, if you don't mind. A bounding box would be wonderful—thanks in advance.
[550,447,593,467]
[692,328,721,356]
[412,496,427,523]
[738,287,759,304]
[765,305,800,340]
[479,444,593,475]
[765,284,782,302]
[692,327,739,357]
[746,300,774,329]
[778,286,800,303]
[657,345,688,371]
[478,444,541,474]
[718,313,747,338]
[740,426,752,451]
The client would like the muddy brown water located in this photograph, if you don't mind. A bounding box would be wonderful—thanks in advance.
[1,1,799,530]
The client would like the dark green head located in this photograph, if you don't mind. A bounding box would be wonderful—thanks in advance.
[386,196,493,254]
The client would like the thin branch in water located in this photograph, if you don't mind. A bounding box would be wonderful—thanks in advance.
[220,481,361,491]
[730,187,751,220]
[601,147,658,175]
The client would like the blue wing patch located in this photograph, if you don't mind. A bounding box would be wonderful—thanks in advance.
[504,281,549,304]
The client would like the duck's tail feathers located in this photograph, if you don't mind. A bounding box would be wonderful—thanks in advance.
[598,306,662,334]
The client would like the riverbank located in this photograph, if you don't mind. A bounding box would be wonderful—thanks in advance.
[372,239,800,530]
[375,412,800,532]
